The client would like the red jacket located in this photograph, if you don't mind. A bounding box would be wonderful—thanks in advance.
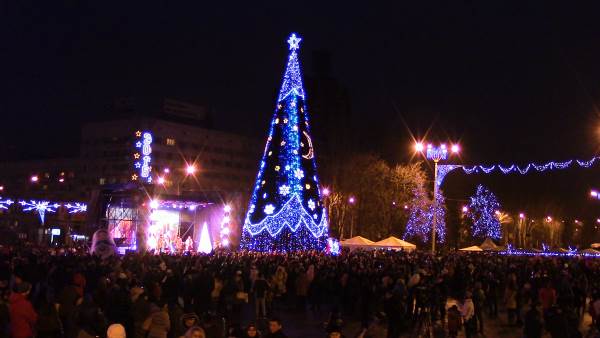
[9,293,38,338]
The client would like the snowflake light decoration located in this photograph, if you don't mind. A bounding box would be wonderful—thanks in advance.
[19,200,60,225]
[279,185,291,196]
[264,204,275,215]
[294,169,304,179]
[0,198,14,210]
[64,202,88,214]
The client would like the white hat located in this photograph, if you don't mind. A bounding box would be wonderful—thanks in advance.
[107,324,126,338]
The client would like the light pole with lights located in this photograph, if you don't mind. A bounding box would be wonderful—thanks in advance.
[348,196,356,238]
[415,142,460,253]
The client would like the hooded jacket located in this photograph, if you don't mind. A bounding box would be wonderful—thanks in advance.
[9,293,38,338]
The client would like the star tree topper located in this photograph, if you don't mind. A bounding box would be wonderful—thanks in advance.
[287,33,301,50]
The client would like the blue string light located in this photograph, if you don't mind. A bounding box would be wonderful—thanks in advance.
[240,33,328,252]
[468,185,502,240]
[460,156,600,175]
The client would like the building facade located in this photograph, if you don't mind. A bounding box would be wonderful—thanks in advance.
[0,107,262,246]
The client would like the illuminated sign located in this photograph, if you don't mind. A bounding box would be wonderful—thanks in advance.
[133,131,153,183]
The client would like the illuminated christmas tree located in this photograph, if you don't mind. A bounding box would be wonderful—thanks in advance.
[403,188,446,244]
[468,184,502,239]
[240,33,328,252]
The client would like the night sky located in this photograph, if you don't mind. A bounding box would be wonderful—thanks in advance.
[2,2,600,219]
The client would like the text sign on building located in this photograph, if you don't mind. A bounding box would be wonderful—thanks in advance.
[133,130,153,183]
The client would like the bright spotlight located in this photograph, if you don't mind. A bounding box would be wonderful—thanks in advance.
[415,142,424,152]
[186,165,196,175]
[451,144,460,153]
[149,199,159,209]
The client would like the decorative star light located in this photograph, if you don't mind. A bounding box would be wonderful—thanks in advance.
[0,198,14,210]
[132,174,138,180]
[307,199,315,211]
[133,153,140,159]
[135,141,142,148]
[64,202,87,213]
[19,200,60,225]
[264,204,275,215]
[279,185,291,196]
[294,169,304,179]
[249,204,255,214]
[134,162,141,169]
[135,130,142,137]
[287,33,301,50]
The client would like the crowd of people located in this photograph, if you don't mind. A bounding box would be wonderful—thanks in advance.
[1,243,600,338]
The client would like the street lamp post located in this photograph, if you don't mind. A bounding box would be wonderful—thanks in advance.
[416,142,459,253]
[348,196,356,238]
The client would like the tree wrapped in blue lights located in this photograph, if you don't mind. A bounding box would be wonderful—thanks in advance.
[468,185,502,240]
[403,188,446,244]
[240,33,328,252]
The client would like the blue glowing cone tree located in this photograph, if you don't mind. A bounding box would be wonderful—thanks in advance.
[240,33,328,252]
[468,184,502,240]
[403,188,446,244]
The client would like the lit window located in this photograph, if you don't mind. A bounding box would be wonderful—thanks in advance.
[166,138,176,146]
[99,178,106,185]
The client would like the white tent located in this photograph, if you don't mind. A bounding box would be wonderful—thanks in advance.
[340,236,375,250]
[459,245,483,252]
[371,236,417,252]
[479,238,499,251]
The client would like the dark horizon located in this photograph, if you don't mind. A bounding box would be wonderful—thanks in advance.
[2,2,600,220]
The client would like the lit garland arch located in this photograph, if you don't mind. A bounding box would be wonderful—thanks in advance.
[436,156,600,190]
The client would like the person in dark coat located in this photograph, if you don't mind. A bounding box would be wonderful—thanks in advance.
[35,297,61,338]
[9,282,38,338]
[523,302,543,338]
[74,296,107,338]
[265,318,287,338]
[446,305,461,338]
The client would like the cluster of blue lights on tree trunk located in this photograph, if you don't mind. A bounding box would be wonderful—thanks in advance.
[240,33,328,252]
[467,185,502,240]
[133,130,153,183]
[403,189,446,243]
